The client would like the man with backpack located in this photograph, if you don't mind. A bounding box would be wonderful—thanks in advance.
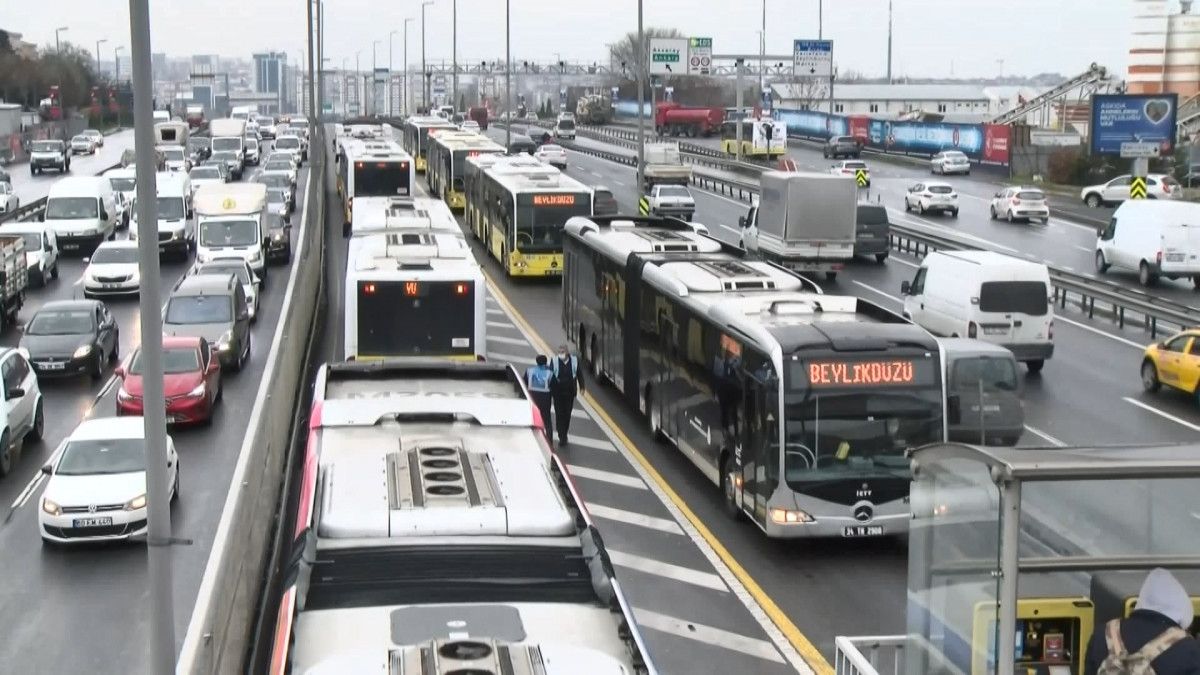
[524,355,553,440]
[549,344,583,447]
[1084,568,1200,674]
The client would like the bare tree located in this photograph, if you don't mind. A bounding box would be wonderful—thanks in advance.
[608,27,684,83]
[784,76,828,111]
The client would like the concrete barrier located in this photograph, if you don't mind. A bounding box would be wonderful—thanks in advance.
[177,127,327,674]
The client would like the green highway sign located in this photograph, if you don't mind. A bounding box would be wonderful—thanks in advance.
[652,53,679,62]
[690,37,712,48]
[649,37,688,75]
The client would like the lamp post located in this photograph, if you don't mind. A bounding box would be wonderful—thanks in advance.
[95,38,107,75]
[55,26,68,53]
[451,0,457,108]
[389,30,399,116]
[355,50,361,115]
[114,45,125,81]
[341,57,349,115]
[403,18,414,115]
[372,40,380,115]
[505,0,510,149]
[635,0,645,191]
[422,0,435,108]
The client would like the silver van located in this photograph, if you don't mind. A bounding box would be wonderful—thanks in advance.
[940,338,1024,446]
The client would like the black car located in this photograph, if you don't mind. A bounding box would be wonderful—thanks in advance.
[264,213,292,264]
[19,300,119,379]
[593,186,619,216]
[507,135,537,155]
[823,135,861,159]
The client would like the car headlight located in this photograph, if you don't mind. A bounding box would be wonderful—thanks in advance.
[42,498,61,516]
[73,344,94,359]
[216,330,233,350]
[124,494,147,511]
[187,382,206,398]
[248,250,261,262]
[271,231,286,242]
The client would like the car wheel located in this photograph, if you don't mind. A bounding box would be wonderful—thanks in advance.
[26,401,44,443]
[1026,360,1044,374]
[1138,261,1157,287]
[1141,360,1162,393]
[1095,250,1110,273]
[989,205,997,220]
[0,430,12,477]
[875,252,888,263]
[918,202,926,214]
[50,263,58,281]
[951,209,959,218]
[91,350,105,380]
[720,460,742,521]
[1007,210,1015,223]
[1085,193,1103,208]
[110,336,120,362]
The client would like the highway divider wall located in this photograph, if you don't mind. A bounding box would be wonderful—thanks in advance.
[177,127,327,674]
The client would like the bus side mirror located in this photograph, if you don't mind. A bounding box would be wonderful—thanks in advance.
[900,281,911,295]
[947,394,961,425]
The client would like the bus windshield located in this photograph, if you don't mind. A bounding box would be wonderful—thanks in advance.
[353,161,410,197]
[782,357,943,486]
[514,193,590,253]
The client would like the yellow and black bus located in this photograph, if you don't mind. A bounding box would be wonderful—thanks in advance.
[400,116,457,173]
[719,118,789,161]
[464,159,592,277]
[426,131,505,211]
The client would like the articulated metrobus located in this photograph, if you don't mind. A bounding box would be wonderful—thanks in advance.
[719,117,789,160]
[400,115,458,173]
[425,132,505,211]
[335,138,414,233]
[563,215,947,538]
[343,229,485,361]
[464,161,593,277]
[463,153,544,241]
[267,360,656,675]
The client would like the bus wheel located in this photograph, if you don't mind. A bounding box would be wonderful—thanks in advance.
[720,458,743,521]
[644,385,662,440]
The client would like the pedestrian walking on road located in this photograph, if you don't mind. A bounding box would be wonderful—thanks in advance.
[550,344,583,446]
[524,355,554,440]
[1084,567,1200,675]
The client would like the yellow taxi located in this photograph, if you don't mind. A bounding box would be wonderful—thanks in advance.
[1141,328,1200,404]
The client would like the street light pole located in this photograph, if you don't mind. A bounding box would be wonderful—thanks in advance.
[404,18,414,115]
[422,1,434,109]
[342,58,349,115]
[505,0,510,149]
[760,0,766,95]
[307,0,316,120]
[372,40,380,115]
[635,0,645,192]
[55,26,68,53]
[389,30,398,116]
[95,39,107,75]
[114,46,125,82]
[452,0,457,109]
[318,1,325,118]
[125,2,174,673]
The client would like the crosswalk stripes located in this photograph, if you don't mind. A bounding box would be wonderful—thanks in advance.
[586,503,684,535]
[607,550,727,591]
[486,320,511,329]
[486,307,505,315]
[633,608,788,664]
[562,435,617,451]
[487,351,535,365]
[487,334,530,347]
[566,464,648,490]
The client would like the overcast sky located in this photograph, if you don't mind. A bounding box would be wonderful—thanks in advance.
[5,0,1133,79]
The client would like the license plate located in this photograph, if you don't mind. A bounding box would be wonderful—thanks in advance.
[39,362,65,370]
[983,327,1008,335]
[62,243,80,251]
[73,517,113,528]
[103,283,121,289]
[1165,253,1185,262]
[844,525,884,537]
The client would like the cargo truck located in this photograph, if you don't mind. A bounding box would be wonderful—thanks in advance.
[209,118,247,177]
[654,102,725,138]
[737,171,857,281]
[0,234,28,331]
[639,141,692,192]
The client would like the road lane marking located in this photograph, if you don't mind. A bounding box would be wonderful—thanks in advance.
[1054,315,1146,350]
[487,334,530,347]
[888,255,919,268]
[484,275,824,674]
[566,464,648,490]
[563,435,617,452]
[486,307,505,315]
[9,471,47,515]
[634,608,788,664]
[609,549,727,591]
[487,351,535,365]
[486,320,512,328]
[1023,425,1066,447]
[92,374,119,405]
[1122,397,1200,432]
[588,504,685,535]
[851,280,901,303]
[1073,244,1093,254]
[572,408,589,419]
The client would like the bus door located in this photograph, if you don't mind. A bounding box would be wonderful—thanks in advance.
[739,353,778,527]
[600,271,622,388]
[656,310,679,440]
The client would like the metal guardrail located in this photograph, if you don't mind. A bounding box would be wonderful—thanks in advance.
[558,132,1200,338]
[177,128,327,674]
[834,636,904,675]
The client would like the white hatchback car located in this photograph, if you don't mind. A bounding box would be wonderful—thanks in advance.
[82,240,142,298]
[903,181,959,217]
[829,160,870,186]
[990,186,1050,223]
[70,135,97,155]
[0,182,18,215]
[39,416,178,544]
[0,346,45,476]
[534,144,568,169]
[1080,173,1180,207]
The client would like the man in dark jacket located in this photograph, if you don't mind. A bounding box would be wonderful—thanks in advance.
[549,344,582,446]
[1084,568,1200,674]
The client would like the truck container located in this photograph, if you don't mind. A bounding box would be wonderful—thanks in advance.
[654,102,725,138]
[738,171,857,280]
[185,104,205,129]
[468,106,489,131]
[154,121,189,147]
[0,234,28,331]
[575,94,612,125]
[640,141,692,191]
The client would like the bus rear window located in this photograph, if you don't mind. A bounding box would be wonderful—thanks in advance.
[978,281,1048,316]
[354,162,410,197]
[357,281,475,357]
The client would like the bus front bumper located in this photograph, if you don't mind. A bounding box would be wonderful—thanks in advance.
[508,252,562,277]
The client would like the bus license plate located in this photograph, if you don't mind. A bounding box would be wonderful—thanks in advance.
[74,517,113,528]
[843,526,884,537]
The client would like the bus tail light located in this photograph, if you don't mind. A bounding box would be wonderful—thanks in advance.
[1156,250,1163,266]
[770,508,814,525]
[968,321,978,338]
[454,282,470,295]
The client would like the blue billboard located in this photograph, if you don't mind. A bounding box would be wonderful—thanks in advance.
[1090,93,1178,156]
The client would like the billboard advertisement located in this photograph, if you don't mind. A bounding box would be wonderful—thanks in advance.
[1090,94,1178,156]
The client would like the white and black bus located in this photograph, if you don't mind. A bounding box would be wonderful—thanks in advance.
[563,215,946,539]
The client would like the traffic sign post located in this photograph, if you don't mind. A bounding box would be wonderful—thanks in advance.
[688,37,712,75]
[648,37,686,76]
[793,39,833,78]
[1130,175,1148,199]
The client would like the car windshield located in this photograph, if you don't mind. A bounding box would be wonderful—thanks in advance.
[15,233,41,251]
[90,246,140,264]
[190,138,210,150]
[132,196,185,221]
[265,161,291,171]
[540,145,564,153]
[952,356,1018,393]
[197,264,250,284]
[1017,190,1045,200]
[84,130,100,137]
[276,137,300,150]
[945,152,967,161]
[27,309,93,335]
[266,191,285,204]
[129,346,200,374]
[557,120,575,130]
[72,136,89,143]
[1163,176,1181,187]
[32,141,61,153]
[928,185,954,194]
[258,174,289,189]
[191,168,220,180]
[55,438,145,476]
[162,148,185,161]
[45,197,98,220]
[659,186,692,198]
[165,295,232,324]
[200,219,258,247]
[245,139,258,149]
[109,177,136,192]
[979,281,1048,315]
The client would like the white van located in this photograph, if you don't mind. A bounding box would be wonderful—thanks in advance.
[130,172,193,258]
[0,221,58,286]
[41,176,118,254]
[1095,200,1200,288]
[194,183,269,282]
[901,250,1054,372]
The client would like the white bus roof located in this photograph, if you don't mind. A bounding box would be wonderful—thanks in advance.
[350,231,475,271]
[565,216,720,256]
[341,138,410,162]
[193,183,267,215]
[487,163,590,195]
[350,196,459,236]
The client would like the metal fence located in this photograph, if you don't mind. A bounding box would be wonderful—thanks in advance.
[834,636,905,675]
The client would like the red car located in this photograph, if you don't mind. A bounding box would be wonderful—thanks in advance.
[115,336,223,425]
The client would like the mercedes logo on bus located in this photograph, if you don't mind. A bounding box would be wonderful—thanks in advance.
[853,501,874,523]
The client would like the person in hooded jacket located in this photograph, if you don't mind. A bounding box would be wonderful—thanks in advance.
[1084,567,1200,674]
